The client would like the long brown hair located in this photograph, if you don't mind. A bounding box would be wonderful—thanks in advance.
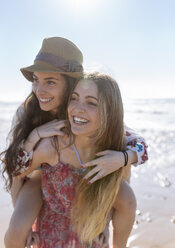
[0,75,77,191]
[71,72,125,243]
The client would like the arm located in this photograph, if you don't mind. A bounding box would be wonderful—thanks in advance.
[17,137,58,178]
[12,120,66,176]
[10,176,26,207]
[82,125,148,183]
[5,171,43,248]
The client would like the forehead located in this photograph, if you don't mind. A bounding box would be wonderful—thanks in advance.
[33,71,64,80]
[74,79,98,97]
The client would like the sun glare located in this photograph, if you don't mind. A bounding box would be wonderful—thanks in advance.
[70,0,102,12]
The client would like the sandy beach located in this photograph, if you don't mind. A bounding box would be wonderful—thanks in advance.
[128,166,175,248]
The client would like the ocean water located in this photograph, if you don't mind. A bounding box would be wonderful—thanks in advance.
[123,98,175,192]
[124,98,175,169]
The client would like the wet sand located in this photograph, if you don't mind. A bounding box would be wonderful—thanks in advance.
[127,167,175,248]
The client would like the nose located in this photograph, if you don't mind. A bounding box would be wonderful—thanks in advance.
[74,102,85,113]
[33,83,45,95]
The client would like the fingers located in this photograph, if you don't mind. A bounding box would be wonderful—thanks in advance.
[83,166,107,184]
[31,232,40,245]
[25,231,40,247]
[82,158,101,168]
[47,120,66,131]
[83,166,100,180]
[82,150,111,167]
[39,119,67,129]
[56,131,65,136]
[37,120,67,137]
[88,170,106,184]
[49,119,66,124]
[55,122,66,130]
[95,150,110,156]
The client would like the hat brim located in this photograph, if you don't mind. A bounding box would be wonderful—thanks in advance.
[20,63,83,82]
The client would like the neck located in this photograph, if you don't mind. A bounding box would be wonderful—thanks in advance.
[74,135,96,163]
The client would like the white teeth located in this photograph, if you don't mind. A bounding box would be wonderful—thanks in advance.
[73,116,88,124]
[39,98,53,103]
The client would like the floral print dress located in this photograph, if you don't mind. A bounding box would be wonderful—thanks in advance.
[33,161,110,248]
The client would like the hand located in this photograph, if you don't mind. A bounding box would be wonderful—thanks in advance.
[35,119,67,139]
[24,120,67,152]
[94,224,110,247]
[82,150,124,184]
[25,229,40,248]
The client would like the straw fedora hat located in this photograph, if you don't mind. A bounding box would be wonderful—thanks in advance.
[20,37,84,81]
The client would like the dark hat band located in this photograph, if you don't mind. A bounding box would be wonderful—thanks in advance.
[35,52,83,72]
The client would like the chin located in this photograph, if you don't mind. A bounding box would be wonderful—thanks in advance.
[71,127,84,135]
[40,106,52,112]
[71,127,93,137]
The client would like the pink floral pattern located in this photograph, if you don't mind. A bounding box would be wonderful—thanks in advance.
[33,162,110,248]
[12,146,33,176]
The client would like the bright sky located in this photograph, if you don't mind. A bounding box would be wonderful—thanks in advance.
[0,0,175,102]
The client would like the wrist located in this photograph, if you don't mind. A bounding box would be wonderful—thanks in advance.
[125,150,137,165]
[122,151,128,167]
[24,129,40,152]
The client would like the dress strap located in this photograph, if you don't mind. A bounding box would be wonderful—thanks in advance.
[73,144,82,165]
[73,144,86,173]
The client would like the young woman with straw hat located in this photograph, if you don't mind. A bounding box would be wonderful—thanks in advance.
[1,37,148,248]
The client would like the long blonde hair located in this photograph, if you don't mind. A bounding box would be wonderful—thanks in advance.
[71,72,125,243]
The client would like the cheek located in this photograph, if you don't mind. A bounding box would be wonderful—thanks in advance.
[53,87,65,101]
[93,110,100,124]
[67,103,73,119]
[68,101,77,112]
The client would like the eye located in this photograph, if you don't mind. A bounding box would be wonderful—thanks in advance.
[70,94,78,101]
[70,96,77,101]
[87,101,98,107]
[33,77,39,83]
[47,81,56,85]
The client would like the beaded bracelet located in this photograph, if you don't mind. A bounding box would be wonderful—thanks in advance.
[122,151,128,166]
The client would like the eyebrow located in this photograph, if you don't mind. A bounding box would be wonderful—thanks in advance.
[33,74,59,81]
[72,92,98,101]
[44,77,59,80]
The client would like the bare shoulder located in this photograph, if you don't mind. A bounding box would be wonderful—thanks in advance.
[36,136,70,166]
[34,138,56,163]
[34,135,72,166]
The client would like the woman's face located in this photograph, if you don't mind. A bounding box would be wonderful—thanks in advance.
[68,79,100,137]
[32,72,67,113]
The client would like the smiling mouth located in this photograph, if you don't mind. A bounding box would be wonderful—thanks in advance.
[73,116,89,125]
[39,97,54,103]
